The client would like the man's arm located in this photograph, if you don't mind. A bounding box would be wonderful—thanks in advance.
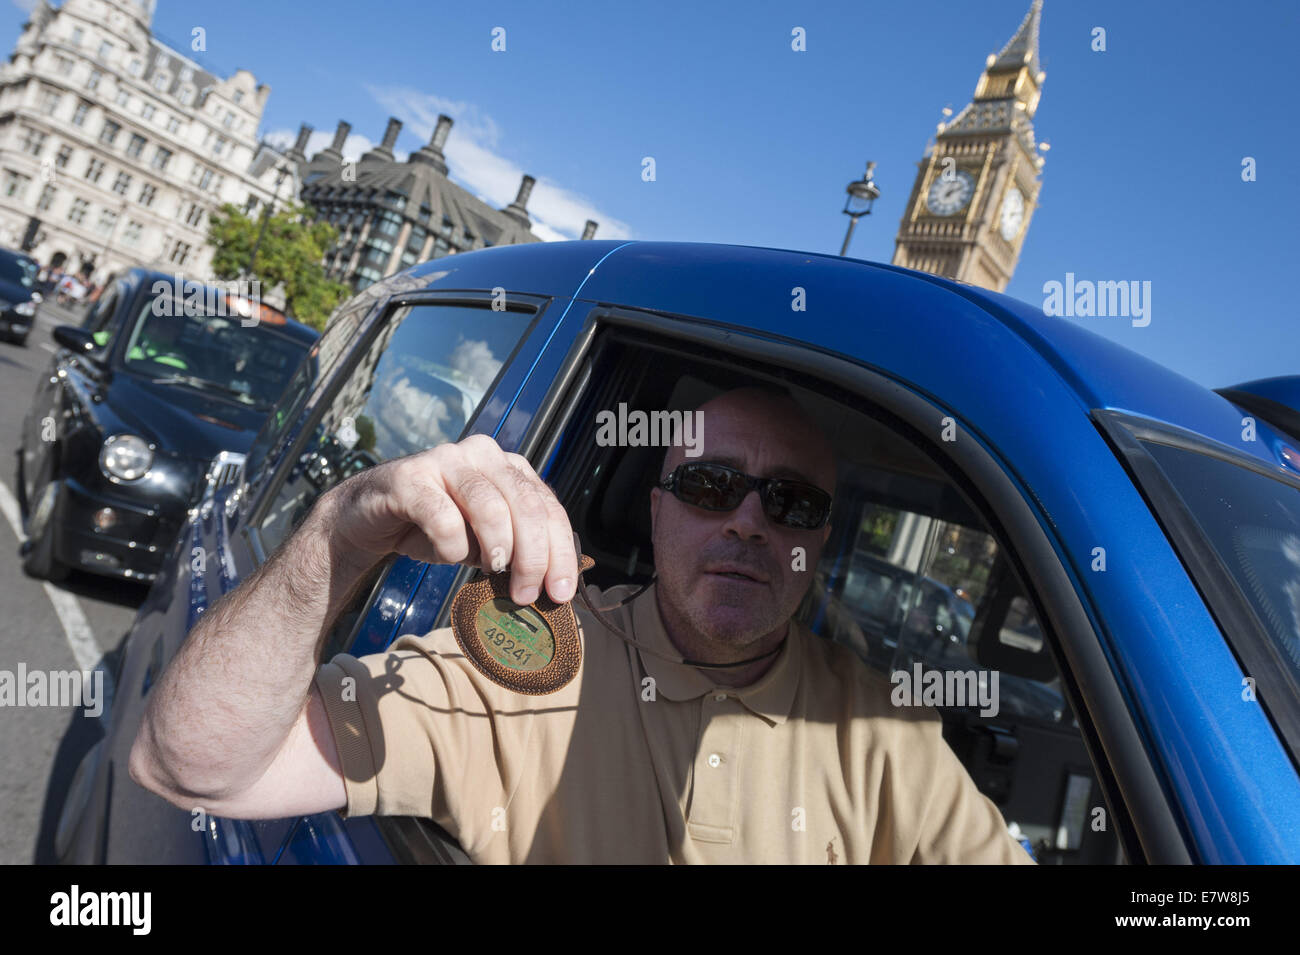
[128,434,578,818]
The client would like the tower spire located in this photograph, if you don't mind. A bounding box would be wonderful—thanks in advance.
[990,0,1042,76]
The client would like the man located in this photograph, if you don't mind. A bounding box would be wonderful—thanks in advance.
[130,387,1033,864]
[125,318,189,370]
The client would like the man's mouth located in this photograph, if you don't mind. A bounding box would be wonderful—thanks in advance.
[704,564,769,584]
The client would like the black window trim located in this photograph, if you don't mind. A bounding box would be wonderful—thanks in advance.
[242,289,551,566]
[1093,408,1300,771]
[490,302,1187,863]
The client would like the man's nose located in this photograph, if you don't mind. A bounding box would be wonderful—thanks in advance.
[720,489,768,541]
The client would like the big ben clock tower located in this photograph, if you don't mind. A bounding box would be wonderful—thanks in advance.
[892,0,1046,293]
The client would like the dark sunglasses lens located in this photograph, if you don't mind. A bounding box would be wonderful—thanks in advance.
[676,464,744,509]
[764,482,829,529]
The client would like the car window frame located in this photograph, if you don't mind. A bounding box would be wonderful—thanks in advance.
[499,303,1187,863]
[241,290,551,566]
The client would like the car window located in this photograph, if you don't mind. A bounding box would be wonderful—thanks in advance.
[543,327,1120,864]
[121,296,310,408]
[255,302,534,554]
[83,282,121,347]
[1141,441,1300,692]
[0,251,36,288]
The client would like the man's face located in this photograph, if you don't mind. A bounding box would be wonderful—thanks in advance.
[649,391,836,652]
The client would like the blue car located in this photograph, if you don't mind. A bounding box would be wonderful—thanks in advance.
[52,241,1300,864]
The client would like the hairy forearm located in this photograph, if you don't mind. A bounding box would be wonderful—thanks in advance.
[131,488,378,801]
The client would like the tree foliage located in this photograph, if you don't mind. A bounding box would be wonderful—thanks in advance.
[206,201,349,330]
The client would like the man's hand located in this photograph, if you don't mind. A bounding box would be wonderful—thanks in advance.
[130,433,576,819]
[325,434,579,605]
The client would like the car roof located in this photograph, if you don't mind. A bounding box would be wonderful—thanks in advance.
[127,267,320,345]
[396,240,1288,469]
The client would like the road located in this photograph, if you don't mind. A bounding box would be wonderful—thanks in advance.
[0,299,150,864]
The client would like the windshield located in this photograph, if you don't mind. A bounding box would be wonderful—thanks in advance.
[0,253,36,288]
[122,296,311,409]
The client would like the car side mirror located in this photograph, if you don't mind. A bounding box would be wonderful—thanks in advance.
[53,325,98,355]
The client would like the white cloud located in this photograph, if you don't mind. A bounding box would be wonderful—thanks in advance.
[362,84,632,242]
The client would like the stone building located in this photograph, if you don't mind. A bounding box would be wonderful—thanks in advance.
[296,113,598,291]
[0,0,296,283]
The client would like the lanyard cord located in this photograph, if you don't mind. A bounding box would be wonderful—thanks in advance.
[573,575,788,670]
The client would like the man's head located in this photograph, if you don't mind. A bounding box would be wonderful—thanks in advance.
[649,386,837,656]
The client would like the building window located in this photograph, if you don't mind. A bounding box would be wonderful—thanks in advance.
[151,147,171,171]
[86,69,102,92]
[418,203,431,221]
[243,194,257,214]
[99,120,121,146]
[166,117,180,134]
[152,72,169,91]
[19,126,47,156]
[373,209,402,237]
[126,133,146,159]
[128,58,142,77]
[138,183,156,206]
[232,89,244,105]
[196,168,213,191]
[184,202,203,227]
[212,135,228,157]
[177,86,193,106]
[111,171,131,195]
[123,219,142,244]
[55,55,74,76]
[114,89,129,107]
[384,190,407,211]
[222,110,234,128]
[3,169,33,200]
[37,184,56,210]
[141,103,155,120]
[95,208,117,235]
[71,27,84,46]
[440,216,453,237]
[169,240,191,265]
[84,158,105,183]
[72,101,90,126]
[40,87,61,115]
[55,145,72,169]
[179,66,193,83]
[68,198,88,224]
[97,41,113,62]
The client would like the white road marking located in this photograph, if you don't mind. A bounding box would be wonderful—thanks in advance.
[0,479,104,673]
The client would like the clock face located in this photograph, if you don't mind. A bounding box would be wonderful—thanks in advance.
[925,169,975,216]
[999,187,1025,241]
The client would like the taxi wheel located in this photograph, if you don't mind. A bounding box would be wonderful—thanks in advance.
[22,469,70,582]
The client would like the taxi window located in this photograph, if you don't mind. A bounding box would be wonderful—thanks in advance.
[256,302,533,554]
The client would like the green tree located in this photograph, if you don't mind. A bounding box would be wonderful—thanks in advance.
[206,201,350,330]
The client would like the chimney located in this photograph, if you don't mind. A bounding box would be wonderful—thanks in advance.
[502,173,535,225]
[409,113,452,174]
[363,116,403,162]
[316,119,351,164]
[581,220,598,240]
[286,122,312,164]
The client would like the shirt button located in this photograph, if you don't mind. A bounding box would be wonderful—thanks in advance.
[707,753,721,768]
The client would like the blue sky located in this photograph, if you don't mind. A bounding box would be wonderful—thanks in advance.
[6,0,1297,388]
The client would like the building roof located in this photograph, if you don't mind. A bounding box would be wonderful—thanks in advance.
[990,0,1043,76]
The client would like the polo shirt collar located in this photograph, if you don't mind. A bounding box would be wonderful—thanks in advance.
[630,583,801,726]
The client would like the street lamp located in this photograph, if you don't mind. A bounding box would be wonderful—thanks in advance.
[247,164,292,277]
[839,161,881,257]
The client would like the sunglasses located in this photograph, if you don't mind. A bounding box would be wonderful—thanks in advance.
[658,462,832,530]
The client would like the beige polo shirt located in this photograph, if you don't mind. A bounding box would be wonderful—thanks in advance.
[314,581,1034,864]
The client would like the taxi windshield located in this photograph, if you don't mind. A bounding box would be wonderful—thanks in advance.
[122,296,310,409]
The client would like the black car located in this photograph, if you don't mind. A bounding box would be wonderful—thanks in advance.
[16,268,318,582]
[0,246,42,345]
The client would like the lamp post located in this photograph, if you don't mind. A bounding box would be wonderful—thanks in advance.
[839,161,881,256]
[247,164,292,277]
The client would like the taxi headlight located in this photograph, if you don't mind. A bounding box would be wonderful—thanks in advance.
[100,434,153,481]
[14,300,37,316]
